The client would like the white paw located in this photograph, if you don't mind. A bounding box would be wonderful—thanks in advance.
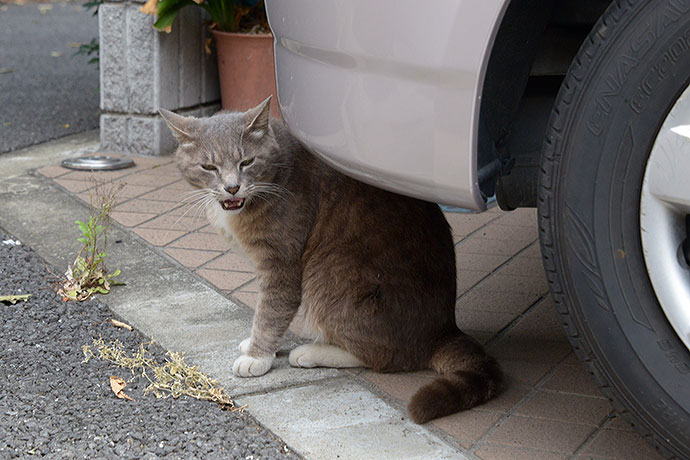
[238,338,251,355]
[289,344,318,368]
[232,354,273,377]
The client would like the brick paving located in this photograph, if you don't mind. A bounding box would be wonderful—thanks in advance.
[38,156,664,460]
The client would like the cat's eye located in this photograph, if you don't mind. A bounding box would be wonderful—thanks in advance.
[201,164,217,171]
[239,158,255,168]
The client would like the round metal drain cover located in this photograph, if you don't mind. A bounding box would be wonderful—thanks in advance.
[61,155,135,171]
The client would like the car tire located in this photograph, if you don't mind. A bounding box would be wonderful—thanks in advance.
[538,0,690,458]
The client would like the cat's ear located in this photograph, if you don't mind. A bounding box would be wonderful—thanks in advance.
[245,95,272,137]
[159,108,198,143]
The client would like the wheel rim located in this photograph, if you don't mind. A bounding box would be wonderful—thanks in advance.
[640,83,690,353]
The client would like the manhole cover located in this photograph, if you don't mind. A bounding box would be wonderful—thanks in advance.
[61,155,135,171]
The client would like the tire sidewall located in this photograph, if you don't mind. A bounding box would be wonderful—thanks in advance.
[544,0,690,453]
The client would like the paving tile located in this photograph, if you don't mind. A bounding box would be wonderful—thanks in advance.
[444,212,500,237]
[483,414,595,453]
[498,359,560,387]
[237,380,465,460]
[201,251,255,272]
[514,390,611,426]
[140,162,180,176]
[362,370,437,404]
[36,165,70,178]
[456,288,543,315]
[456,236,532,257]
[236,278,260,293]
[457,269,490,293]
[164,248,222,269]
[477,271,549,295]
[58,168,134,182]
[127,155,172,168]
[475,444,566,460]
[115,198,178,215]
[456,252,511,273]
[541,362,603,397]
[501,297,568,343]
[455,309,516,334]
[132,228,187,247]
[489,337,572,364]
[117,172,179,187]
[138,214,207,232]
[465,330,494,345]
[493,208,538,227]
[53,178,91,193]
[196,268,255,291]
[110,211,157,227]
[168,231,229,252]
[166,179,196,191]
[479,383,531,413]
[432,410,503,449]
[117,183,157,199]
[521,243,543,259]
[581,428,664,459]
[138,186,191,203]
[476,223,539,242]
[498,256,546,277]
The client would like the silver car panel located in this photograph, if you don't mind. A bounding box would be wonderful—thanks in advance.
[266,0,510,210]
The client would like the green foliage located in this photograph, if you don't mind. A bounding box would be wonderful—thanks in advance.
[59,182,124,302]
[144,0,267,34]
[74,0,104,66]
[74,38,100,65]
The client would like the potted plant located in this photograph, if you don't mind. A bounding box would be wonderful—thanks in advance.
[141,0,279,117]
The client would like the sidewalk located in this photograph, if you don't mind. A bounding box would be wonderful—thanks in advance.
[0,133,664,460]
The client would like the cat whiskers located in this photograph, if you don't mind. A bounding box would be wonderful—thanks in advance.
[246,182,293,204]
[171,189,219,228]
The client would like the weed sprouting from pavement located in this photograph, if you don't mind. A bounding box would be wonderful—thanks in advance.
[58,180,124,301]
[82,337,240,410]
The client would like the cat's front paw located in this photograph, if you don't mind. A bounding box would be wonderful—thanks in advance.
[238,338,251,355]
[232,354,273,377]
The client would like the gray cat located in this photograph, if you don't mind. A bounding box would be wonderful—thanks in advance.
[160,97,502,423]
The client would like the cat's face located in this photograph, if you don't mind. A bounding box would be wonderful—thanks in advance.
[160,97,280,214]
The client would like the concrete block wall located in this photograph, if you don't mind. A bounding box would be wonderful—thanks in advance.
[99,2,220,156]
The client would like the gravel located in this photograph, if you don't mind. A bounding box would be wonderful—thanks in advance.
[0,228,300,460]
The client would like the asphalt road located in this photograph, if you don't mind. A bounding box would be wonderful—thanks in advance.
[0,229,300,459]
[0,1,100,153]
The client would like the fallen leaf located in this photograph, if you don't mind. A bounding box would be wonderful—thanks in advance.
[109,376,135,401]
[110,319,133,331]
[0,67,13,74]
[139,0,157,15]
[67,42,81,48]
[64,123,70,129]
[38,4,52,14]
[50,51,63,58]
[0,294,31,304]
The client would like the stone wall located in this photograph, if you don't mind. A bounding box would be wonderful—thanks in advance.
[99,3,220,156]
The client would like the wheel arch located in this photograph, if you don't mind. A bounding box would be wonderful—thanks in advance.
[476,0,614,208]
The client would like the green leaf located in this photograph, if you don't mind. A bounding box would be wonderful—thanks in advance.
[75,220,88,233]
[94,286,109,295]
[154,0,195,30]
[77,237,88,244]
[110,269,121,277]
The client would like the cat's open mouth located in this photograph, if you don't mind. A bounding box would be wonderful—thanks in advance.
[220,198,245,211]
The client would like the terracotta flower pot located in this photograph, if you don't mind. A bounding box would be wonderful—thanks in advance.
[212,30,280,118]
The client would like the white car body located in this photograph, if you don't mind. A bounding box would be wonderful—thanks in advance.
[265,0,510,211]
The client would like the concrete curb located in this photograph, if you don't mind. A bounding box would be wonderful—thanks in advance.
[0,134,473,460]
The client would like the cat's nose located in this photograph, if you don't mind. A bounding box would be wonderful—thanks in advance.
[224,184,240,195]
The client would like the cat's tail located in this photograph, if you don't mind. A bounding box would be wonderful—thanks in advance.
[408,332,503,424]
